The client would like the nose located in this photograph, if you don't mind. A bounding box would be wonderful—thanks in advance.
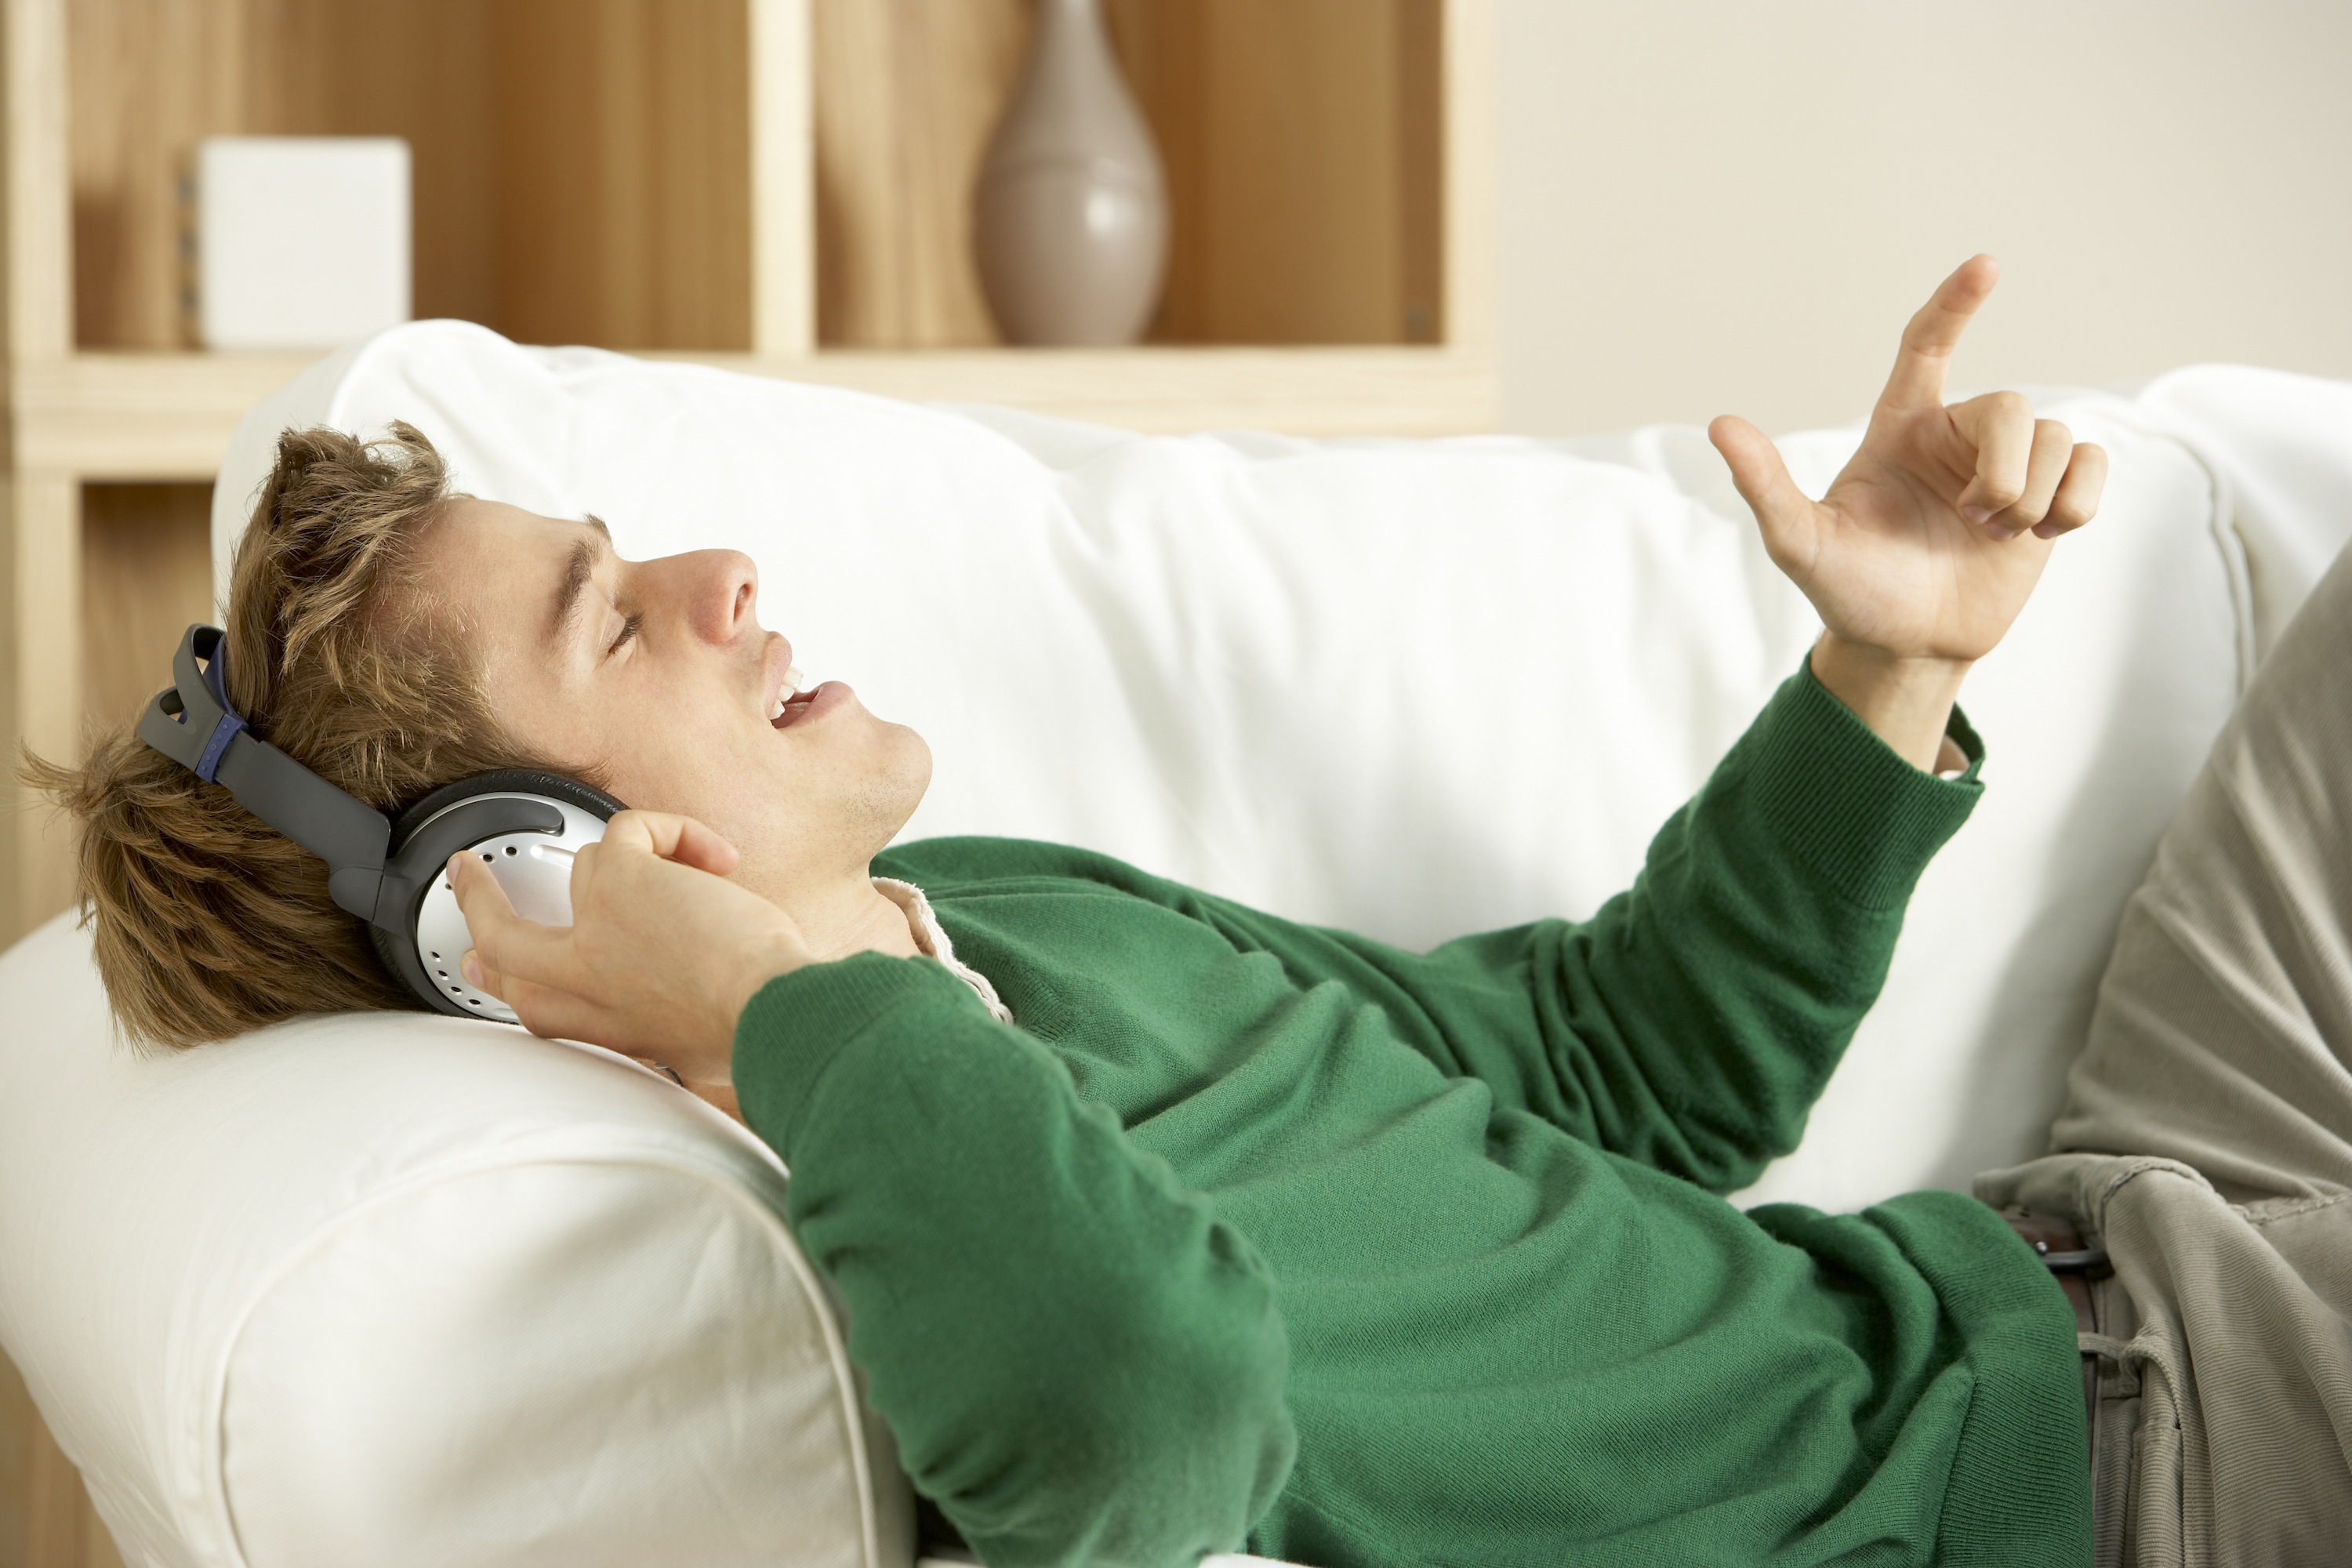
[680,550,759,644]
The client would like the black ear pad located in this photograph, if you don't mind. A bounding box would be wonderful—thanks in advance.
[367,771,628,1015]
[368,923,434,1012]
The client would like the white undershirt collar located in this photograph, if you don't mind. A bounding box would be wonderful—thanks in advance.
[872,877,1014,1025]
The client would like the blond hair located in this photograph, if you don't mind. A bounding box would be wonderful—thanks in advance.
[31,423,575,1047]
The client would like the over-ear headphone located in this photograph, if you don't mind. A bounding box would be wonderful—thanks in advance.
[138,623,623,1024]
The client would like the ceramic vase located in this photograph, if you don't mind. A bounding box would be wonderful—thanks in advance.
[974,0,1168,346]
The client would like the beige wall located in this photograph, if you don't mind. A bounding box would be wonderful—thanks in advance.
[1494,2,2352,437]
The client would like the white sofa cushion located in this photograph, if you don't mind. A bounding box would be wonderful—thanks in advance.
[5,321,2343,1566]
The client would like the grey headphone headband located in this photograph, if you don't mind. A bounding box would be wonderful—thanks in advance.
[139,625,397,922]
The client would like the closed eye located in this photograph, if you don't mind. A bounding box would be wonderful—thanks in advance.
[608,612,642,657]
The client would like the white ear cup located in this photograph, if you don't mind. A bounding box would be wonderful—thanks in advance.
[406,795,609,1024]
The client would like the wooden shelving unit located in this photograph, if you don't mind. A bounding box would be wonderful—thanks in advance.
[0,3,1491,1544]
[2,0,1497,939]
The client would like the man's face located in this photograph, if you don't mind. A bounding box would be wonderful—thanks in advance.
[414,499,931,902]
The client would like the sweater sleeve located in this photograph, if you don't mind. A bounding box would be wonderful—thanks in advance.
[1165,660,1984,1196]
[1401,660,1984,1192]
[731,954,1297,1568]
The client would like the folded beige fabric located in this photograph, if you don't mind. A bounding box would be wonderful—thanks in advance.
[1980,541,2352,1566]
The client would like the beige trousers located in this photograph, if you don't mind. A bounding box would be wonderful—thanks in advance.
[1978,543,2352,1566]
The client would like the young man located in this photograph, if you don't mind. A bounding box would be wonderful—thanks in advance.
[441,255,2122,1565]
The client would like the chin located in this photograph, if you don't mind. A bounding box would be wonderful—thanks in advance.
[865,724,933,844]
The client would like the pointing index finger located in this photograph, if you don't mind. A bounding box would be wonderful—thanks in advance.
[1880,255,1999,412]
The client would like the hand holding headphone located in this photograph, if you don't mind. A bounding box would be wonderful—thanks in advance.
[448,809,808,1092]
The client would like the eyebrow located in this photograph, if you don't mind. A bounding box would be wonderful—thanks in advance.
[549,515,615,646]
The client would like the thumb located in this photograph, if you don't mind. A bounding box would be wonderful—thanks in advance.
[1708,415,1816,557]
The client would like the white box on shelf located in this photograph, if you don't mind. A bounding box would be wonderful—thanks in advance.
[198,136,412,350]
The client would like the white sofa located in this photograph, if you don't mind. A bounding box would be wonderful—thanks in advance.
[4,324,2349,1567]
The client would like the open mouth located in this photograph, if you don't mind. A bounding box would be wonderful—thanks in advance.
[770,666,820,729]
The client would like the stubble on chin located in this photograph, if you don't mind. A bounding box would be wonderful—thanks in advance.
[851,727,931,852]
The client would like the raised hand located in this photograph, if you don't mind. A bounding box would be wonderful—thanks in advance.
[1707,256,2109,767]
[450,809,809,1110]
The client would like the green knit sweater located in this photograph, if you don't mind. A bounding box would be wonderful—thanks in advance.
[731,666,2092,1568]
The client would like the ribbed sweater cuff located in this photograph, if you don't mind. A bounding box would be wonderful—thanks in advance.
[1740,659,1985,912]
[733,953,971,1159]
